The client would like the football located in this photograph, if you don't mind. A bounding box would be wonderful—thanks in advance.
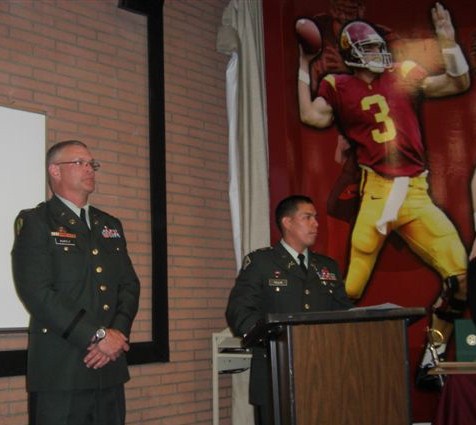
[295,18,322,56]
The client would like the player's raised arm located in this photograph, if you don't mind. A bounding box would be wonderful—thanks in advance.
[296,24,334,129]
[422,2,470,97]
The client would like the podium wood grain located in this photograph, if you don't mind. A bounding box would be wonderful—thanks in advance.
[292,321,408,425]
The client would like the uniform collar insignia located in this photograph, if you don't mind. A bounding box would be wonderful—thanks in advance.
[287,260,297,270]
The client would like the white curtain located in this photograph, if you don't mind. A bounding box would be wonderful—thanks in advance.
[217,0,270,266]
[217,0,270,423]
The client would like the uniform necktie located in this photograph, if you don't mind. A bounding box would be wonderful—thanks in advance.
[80,208,88,228]
[298,253,307,274]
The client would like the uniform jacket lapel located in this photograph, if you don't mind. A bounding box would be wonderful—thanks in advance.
[308,254,320,276]
[89,206,102,236]
[273,243,306,279]
[48,196,88,234]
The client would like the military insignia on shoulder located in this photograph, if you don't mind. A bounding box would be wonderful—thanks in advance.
[241,247,272,271]
[241,255,251,271]
[14,217,24,236]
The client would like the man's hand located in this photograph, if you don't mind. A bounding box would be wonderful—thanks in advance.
[97,328,130,360]
[84,344,112,369]
[298,44,319,71]
[431,2,456,48]
[83,328,130,369]
[334,134,351,165]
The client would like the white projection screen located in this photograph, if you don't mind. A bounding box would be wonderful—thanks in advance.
[0,106,45,331]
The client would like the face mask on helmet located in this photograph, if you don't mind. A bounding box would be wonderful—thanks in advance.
[340,21,392,73]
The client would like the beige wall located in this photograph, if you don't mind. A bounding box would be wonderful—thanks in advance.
[0,0,234,424]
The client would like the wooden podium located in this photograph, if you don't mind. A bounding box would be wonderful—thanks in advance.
[243,307,425,425]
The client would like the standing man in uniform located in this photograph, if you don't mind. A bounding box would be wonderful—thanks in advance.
[226,195,353,425]
[297,2,470,389]
[12,140,140,425]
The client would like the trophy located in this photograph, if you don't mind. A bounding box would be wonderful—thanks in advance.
[427,327,445,386]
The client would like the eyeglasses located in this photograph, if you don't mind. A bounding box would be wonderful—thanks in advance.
[54,159,101,171]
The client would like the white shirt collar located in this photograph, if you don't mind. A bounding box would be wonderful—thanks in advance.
[280,239,308,266]
[55,194,90,221]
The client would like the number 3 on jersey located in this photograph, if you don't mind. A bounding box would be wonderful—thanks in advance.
[361,94,396,143]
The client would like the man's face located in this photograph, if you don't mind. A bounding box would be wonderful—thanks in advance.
[282,202,319,252]
[50,144,96,198]
[362,43,383,62]
[360,42,389,73]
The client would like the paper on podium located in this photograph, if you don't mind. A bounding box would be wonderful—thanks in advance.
[349,302,403,311]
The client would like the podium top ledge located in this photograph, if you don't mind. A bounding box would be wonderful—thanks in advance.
[267,306,426,326]
[243,306,426,347]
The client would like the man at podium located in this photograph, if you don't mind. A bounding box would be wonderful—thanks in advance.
[226,195,353,425]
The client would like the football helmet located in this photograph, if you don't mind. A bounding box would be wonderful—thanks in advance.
[339,21,392,73]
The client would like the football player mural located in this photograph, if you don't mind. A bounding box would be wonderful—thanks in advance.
[295,0,401,271]
[298,2,469,387]
[263,0,475,421]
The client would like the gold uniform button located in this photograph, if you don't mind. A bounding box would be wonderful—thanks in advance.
[42,328,48,334]
[96,266,103,273]
[103,304,110,311]
[304,303,310,310]
[329,289,333,294]
[92,248,99,255]
[99,285,107,292]
[304,289,310,295]
[64,246,69,252]
[275,287,280,292]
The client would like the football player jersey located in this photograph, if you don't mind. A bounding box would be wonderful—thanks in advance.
[319,61,428,178]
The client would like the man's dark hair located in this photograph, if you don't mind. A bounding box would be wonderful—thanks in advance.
[275,195,314,233]
[46,140,88,166]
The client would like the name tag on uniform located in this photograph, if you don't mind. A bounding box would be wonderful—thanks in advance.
[51,230,77,246]
[268,278,288,287]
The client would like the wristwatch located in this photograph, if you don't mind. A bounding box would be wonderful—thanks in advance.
[92,327,107,344]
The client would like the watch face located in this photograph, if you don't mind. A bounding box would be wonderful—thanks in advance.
[96,328,106,339]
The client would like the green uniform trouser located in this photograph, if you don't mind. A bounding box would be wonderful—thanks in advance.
[29,385,125,425]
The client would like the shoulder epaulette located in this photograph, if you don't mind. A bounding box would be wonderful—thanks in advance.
[19,201,46,216]
[240,247,273,271]
[254,246,273,252]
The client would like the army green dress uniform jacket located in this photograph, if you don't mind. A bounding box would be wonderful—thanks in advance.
[226,242,353,407]
[11,195,140,392]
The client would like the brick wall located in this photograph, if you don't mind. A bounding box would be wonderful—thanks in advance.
[0,0,234,424]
